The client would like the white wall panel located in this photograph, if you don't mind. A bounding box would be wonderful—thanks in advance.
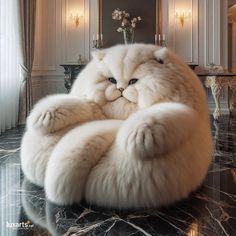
[32,77,66,103]
[32,0,91,103]
[167,0,198,64]
[63,0,85,63]
[205,0,221,66]
[198,0,228,67]
[39,0,57,70]
[166,0,227,67]
[33,0,40,71]
[33,0,90,76]
[32,78,42,105]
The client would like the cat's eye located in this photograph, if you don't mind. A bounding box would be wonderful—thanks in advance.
[108,77,117,84]
[129,78,139,85]
[155,58,164,64]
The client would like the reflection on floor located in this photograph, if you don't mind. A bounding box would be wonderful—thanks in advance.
[0,117,236,236]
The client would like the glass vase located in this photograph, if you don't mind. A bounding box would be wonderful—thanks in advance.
[123,28,134,44]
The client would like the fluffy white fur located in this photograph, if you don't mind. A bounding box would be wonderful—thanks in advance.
[21,44,213,209]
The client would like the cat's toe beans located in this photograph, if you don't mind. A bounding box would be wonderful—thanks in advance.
[125,124,157,159]
[34,110,57,129]
[41,111,51,126]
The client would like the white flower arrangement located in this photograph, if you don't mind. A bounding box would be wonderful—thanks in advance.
[112,9,141,33]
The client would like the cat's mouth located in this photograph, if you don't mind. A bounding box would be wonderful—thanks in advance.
[109,95,123,102]
[106,89,137,104]
[111,95,136,104]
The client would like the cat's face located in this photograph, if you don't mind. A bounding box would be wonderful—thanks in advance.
[71,44,203,119]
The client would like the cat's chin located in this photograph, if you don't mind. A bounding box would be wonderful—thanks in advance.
[103,97,138,119]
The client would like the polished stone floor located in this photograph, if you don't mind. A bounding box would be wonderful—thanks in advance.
[0,116,236,236]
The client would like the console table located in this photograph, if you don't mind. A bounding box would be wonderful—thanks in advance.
[59,64,235,120]
[60,64,86,92]
[197,73,236,120]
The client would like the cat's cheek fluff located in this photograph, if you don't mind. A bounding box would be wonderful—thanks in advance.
[123,87,138,103]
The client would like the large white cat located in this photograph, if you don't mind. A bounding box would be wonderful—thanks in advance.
[21,44,213,209]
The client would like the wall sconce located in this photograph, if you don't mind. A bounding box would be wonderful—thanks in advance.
[175,9,192,27]
[70,11,82,27]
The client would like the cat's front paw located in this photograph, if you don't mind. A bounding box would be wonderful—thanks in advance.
[26,94,79,132]
[28,108,60,132]
[118,119,164,159]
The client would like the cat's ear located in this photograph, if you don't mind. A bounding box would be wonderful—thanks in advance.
[153,47,170,64]
[91,49,106,62]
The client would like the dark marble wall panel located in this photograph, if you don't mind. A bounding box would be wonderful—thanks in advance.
[100,0,158,47]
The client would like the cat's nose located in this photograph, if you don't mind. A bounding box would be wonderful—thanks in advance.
[118,88,124,92]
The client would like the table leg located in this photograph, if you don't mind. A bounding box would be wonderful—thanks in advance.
[206,77,222,120]
[229,85,236,112]
[228,77,236,113]
[211,85,222,120]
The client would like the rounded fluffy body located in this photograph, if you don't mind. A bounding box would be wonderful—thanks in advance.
[21,44,212,209]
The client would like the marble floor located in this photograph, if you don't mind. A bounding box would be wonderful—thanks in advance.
[0,116,235,236]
